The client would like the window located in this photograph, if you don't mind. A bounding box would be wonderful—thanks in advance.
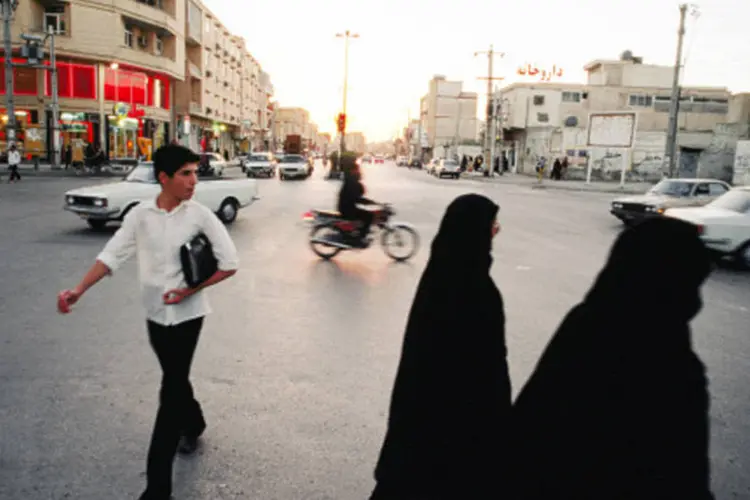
[537,113,549,123]
[694,183,710,196]
[154,35,163,56]
[533,95,545,106]
[44,5,66,35]
[137,34,148,49]
[562,92,581,103]
[708,183,729,196]
[45,62,97,99]
[124,29,133,47]
[629,94,653,107]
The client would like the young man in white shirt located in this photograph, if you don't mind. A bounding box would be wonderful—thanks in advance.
[57,144,239,500]
[7,142,21,183]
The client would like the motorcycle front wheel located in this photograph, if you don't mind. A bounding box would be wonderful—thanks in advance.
[381,224,419,262]
[309,224,344,260]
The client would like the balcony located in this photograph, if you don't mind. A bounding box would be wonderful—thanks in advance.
[120,0,179,37]
[189,62,201,79]
[189,102,202,115]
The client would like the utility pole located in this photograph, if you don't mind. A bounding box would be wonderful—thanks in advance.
[475,45,504,177]
[336,30,358,153]
[2,0,18,147]
[16,28,59,167]
[666,3,688,178]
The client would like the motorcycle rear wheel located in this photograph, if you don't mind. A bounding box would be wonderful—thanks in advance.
[310,224,344,260]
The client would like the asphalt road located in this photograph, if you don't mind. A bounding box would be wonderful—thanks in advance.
[1,162,748,499]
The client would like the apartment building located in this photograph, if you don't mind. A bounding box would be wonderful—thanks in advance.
[272,107,310,149]
[173,0,273,156]
[418,75,479,159]
[496,54,733,177]
[1,0,185,161]
[344,132,366,154]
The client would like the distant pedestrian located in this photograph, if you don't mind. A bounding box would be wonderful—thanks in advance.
[64,144,72,170]
[7,143,21,183]
[56,144,240,500]
[370,194,512,499]
[551,158,562,180]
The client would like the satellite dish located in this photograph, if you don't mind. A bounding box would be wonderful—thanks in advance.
[564,116,578,127]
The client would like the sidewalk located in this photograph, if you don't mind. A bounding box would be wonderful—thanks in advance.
[462,170,652,195]
[9,162,130,178]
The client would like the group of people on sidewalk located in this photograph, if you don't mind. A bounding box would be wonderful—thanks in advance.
[57,144,716,499]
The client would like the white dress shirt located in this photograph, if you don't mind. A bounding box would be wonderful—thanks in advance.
[97,198,239,326]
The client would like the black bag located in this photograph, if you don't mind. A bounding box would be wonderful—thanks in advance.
[180,232,218,288]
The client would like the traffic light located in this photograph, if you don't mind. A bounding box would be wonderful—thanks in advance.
[336,113,346,133]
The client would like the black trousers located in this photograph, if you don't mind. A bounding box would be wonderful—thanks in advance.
[143,317,206,497]
[8,165,20,181]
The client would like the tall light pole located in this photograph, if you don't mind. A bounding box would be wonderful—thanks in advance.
[336,30,358,152]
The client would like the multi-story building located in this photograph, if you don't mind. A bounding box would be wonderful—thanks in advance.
[272,107,309,149]
[1,0,185,161]
[174,0,273,157]
[496,54,733,177]
[344,131,365,154]
[258,70,274,149]
[419,75,478,159]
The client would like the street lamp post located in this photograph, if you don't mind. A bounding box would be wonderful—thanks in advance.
[336,30,358,152]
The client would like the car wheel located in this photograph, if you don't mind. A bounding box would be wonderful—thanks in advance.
[735,241,750,270]
[217,198,239,224]
[87,220,107,231]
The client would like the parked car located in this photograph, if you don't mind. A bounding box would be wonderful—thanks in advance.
[374,155,385,164]
[396,156,408,167]
[63,162,259,229]
[433,159,461,179]
[278,154,310,180]
[361,155,372,164]
[665,186,750,269]
[198,152,227,177]
[425,159,439,175]
[245,152,275,178]
[610,178,731,225]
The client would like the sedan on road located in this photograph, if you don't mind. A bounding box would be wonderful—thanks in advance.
[278,154,310,180]
[198,152,227,177]
[610,178,731,225]
[666,186,750,269]
[245,152,276,178]
[63,163,259,229]
[433,159,461,179]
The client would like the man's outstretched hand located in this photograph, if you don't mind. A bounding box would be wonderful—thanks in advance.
[57,288,81,314]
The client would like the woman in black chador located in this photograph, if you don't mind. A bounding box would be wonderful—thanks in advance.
[512,217,715,500]
[370,193,512,499]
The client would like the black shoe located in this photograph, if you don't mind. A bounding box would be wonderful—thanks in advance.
[138,491,173,500]
[177,434,200,455]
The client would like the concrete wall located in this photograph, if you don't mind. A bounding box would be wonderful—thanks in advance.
[697,123,750,182]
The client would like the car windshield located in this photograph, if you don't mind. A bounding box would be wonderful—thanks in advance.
[125,165,156,183]
[708,189,750,213]
[281,155,304,163]
[649,180,694,197]
[248,155,269,162]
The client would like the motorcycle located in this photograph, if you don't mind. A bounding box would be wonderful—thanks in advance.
[303,203,419,261]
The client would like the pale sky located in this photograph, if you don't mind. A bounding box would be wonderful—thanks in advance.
[205,0,749,142]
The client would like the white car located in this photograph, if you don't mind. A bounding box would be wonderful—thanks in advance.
[63,162,259,230]
[665,186,750,269]
[198,152,227,177]
[278,154,310,180]
[244,152,275,178]
[434,159,461,179]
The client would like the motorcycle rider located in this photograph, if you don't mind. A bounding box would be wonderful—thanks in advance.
[337,161,379,247]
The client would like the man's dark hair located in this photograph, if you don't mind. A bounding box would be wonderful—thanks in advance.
[152,144,200,181]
